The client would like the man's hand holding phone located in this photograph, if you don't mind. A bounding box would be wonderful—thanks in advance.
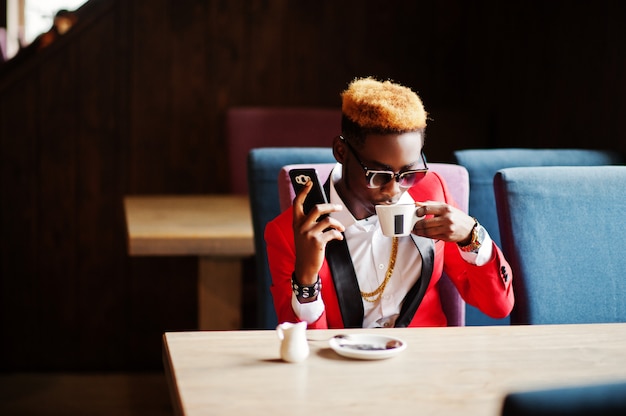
[290,171,344,286]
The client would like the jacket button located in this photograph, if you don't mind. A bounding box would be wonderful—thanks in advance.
[501,266,509,282]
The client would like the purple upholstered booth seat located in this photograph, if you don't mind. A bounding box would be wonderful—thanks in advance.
[226,107,341,194]
[277,162,470,326]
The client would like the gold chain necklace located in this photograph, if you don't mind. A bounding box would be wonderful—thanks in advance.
[360,237,399,303]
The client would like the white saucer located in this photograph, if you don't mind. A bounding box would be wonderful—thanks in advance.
[328,333,407,360]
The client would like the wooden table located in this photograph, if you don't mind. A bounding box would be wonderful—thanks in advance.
[124,195,254,330]
[163,323,626,416]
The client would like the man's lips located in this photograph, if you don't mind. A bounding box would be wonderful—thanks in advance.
[375,199,401,205]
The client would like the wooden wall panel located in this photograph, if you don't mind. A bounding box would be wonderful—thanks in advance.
[73,11,127,370]
[0,77,42,369]
[1,0,625,371]
[35,42,80,370]
[128,0,215,194]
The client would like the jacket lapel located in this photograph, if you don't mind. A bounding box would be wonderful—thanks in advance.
[322,178,364,327]
[325,238,364,327]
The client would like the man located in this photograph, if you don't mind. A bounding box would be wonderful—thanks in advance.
[265,77,513,328]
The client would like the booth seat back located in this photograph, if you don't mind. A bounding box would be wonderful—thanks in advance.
[453,148,623,325]
[227,107,341,194]
[278,162,469,326]
[502,381,626,416]
[494,166,626,325]
[454,148,623,247]
[247,147,336,328]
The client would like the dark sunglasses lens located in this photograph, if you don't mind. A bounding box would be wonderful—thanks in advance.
[398,171,428,188]
[367,172,394,188]
[367,170,428,188]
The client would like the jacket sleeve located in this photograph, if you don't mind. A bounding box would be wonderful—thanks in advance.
[443,241,514,318]
[264,208,330,327]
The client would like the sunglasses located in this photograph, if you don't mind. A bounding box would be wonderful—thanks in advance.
[340,136,429,189]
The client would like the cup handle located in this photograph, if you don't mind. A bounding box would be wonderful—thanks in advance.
[412,210,421,228]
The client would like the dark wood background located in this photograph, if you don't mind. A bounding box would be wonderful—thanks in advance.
[1,0,624,371]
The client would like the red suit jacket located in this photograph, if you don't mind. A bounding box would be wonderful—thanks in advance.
[265,170,514,328]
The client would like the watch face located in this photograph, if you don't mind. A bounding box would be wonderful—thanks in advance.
[476,225,485,243]
[459,222,483,252]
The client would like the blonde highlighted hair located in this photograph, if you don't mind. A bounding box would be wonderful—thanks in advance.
[341,77,427,145]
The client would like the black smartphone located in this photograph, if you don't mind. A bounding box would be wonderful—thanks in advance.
[289,168,329,218]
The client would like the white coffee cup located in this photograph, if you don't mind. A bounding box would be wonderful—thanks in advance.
[375,204,423,237]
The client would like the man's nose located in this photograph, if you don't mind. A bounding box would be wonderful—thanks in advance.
[380,177,403,198]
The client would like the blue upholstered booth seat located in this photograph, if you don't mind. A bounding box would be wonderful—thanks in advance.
[453,148,623,325]
[502,381,626,416]
[494,166,626,325]
[248,147,335,328]
[454,149,623,249]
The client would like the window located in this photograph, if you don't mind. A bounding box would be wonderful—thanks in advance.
[4,0,86,59]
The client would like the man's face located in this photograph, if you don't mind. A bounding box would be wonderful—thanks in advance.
[339,131,424,219]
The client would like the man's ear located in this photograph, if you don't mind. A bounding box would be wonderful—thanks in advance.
[332,135,347,164]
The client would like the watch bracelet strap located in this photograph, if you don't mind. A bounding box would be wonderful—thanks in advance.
[458,217,480,251]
